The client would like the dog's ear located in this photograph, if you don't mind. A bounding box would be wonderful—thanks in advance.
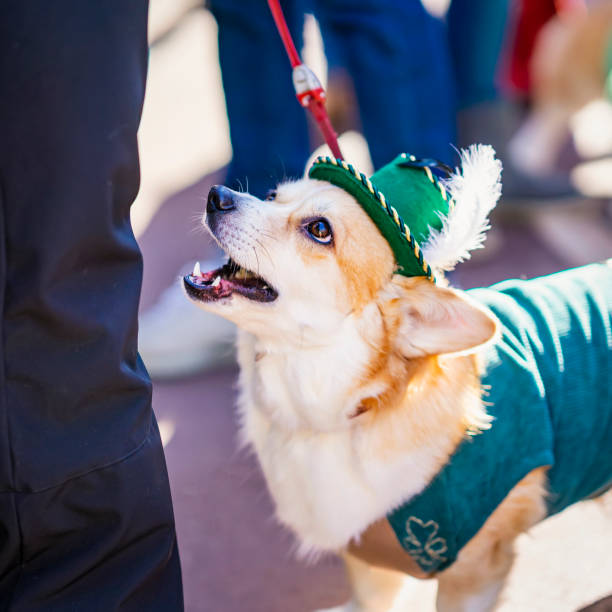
[386,276,498,358]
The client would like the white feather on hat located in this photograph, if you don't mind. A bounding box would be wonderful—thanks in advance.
[422,144,503,273]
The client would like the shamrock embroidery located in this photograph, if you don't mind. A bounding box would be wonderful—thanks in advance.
[403,517,448,569]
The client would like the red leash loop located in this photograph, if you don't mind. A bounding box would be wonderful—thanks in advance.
[267,0,343,160]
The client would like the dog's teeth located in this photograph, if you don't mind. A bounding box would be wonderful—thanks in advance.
[211,276,221,287]
[193,261,201,277]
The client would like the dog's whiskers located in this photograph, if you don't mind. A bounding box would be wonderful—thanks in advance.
[254,237,274,268]
[258,230,280,243]
[252,245,261,278]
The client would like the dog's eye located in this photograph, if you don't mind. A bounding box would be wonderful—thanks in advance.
[265,189,277,201]
[305,218,333,244]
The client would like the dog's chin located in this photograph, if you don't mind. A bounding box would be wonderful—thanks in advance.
[183,257,278,305]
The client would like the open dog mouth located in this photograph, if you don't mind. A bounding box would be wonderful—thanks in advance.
[184,258,278,303]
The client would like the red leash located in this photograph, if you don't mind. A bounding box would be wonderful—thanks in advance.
[267,0,343,160]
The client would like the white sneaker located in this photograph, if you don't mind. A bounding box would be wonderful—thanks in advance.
[138,259,236,379]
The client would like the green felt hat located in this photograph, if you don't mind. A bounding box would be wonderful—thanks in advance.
[309,154,453,281]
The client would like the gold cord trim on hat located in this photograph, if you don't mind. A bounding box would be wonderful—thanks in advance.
[312,155,436,282]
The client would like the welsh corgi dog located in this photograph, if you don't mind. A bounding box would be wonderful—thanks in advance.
[184,146,612,612]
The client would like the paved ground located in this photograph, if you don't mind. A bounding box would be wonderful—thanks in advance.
[135,4,612,611]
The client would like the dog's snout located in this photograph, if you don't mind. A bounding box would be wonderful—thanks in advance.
[207,185,236,213]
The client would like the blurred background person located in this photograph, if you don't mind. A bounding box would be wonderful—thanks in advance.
[451,0,582,199]
[507,0,612,186]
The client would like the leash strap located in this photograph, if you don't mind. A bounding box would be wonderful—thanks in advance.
[267,0,343,160]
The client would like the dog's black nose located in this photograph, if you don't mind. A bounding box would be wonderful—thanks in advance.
[207,185,236,213]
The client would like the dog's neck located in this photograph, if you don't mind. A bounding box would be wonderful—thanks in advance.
[241,314,381,432]
[235,322,488,556]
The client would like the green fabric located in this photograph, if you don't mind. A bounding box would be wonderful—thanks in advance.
[387,263,612,573]
[308,155,449,277]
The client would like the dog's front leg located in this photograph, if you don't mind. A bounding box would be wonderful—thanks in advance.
[434,525,515,612]
[313,516,432,611]
[435,467,548,612]
[315,553,408,612]
[435,560,511,612]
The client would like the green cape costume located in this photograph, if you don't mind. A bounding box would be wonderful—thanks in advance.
[387,262,612,573]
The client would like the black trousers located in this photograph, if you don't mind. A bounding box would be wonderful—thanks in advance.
[0,2,183,609]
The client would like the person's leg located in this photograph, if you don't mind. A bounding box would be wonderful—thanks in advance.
[447,0,512,109]
[0,1,182,609]
[209,0,310,196]
[316,0,456,168]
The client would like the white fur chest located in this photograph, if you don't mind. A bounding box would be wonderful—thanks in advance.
[236,332,439,557]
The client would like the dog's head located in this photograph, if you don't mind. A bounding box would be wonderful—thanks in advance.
[184,179,396,341]
[184,146,502,360]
